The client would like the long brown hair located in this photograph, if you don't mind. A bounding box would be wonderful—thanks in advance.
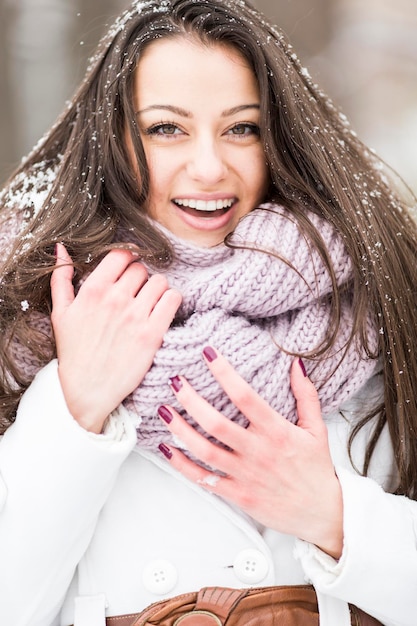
[1,0,417,497]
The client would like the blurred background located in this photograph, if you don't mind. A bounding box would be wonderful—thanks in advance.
[0,0,416,191]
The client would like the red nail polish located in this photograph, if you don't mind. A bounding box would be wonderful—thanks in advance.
[298,358,308,377]
[169,376,182,392]
[158,405,173,424]
[158,443,173,460]
[203,346,217,362]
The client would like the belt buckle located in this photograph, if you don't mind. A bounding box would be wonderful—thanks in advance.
[173,609,223,625]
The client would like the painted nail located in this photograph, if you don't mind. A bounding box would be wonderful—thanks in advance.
[158,443,173,460]
[203,346,217,362]
[54,243,58,258]
[298,357,308,377]
[169,375,183,392]
[158,405,173,424]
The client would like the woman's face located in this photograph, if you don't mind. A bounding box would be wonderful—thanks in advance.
[132,37,269,247]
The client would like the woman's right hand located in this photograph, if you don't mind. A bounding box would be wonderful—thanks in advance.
[50,243,182,433]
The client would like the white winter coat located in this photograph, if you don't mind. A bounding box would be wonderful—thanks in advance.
[0,360,416,626]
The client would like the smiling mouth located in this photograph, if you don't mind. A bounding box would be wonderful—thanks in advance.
[173,198,235,217]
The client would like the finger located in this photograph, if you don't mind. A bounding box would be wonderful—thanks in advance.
[290,358,325,435]
[84,248,143,287]
[167,375,250,452]
[133,273,181,320]
[114,260,149,297]
[149,286,182,332]
[159,445,248,508]
[50,243,75,314]
[157,404,237,475]
[201,346,284,431]
[158,444,233,494]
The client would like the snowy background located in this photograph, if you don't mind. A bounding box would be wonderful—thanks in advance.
[0,0,416,192]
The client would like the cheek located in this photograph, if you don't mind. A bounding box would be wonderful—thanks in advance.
[146,152,172,191]
[244,152,269,197]
[146,158,179,215]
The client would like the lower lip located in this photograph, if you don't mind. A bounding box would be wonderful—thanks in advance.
[172,201,237,232]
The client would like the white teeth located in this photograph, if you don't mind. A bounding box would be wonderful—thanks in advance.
[174,198,234,211]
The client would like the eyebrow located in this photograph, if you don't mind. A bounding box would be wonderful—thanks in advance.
[136,104,260,117]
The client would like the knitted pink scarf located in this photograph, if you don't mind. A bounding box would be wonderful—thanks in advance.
[3,200,377,453]
[123,204,378,452]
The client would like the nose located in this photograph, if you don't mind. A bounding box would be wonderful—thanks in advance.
[187,136,228,185]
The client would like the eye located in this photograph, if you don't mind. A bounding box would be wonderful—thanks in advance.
[144,123,183,136]
[227,123,260,136]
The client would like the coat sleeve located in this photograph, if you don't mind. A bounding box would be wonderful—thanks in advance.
[0,360,137,626]
[294,466,417,626]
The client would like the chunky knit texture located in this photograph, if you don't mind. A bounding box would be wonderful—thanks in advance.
[1,199,378,455]
[123,204,378,452]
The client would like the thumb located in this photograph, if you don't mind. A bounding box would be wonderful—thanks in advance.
[50,242,75,314]
[290,358,325,435]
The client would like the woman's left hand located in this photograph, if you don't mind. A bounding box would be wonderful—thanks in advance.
[157,347,344,559]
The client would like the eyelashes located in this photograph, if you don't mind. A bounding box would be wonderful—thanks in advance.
[227,123,260,136]
[142,121,260,138]
[143,122,181,136]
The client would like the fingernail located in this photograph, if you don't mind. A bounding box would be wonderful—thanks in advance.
[158,405,173,424]
[54,243,58,258]
[203,346,217,362]
[169,375,183,392]
[158,443,173,460]
[298,358,308,377]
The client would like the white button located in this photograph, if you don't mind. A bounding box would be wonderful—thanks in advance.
[233,549,269,584]
[142,559,178,595]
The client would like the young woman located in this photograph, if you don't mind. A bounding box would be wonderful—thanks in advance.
[0,1,416,625]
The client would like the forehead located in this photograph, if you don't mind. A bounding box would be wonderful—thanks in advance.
[134,37,259,106]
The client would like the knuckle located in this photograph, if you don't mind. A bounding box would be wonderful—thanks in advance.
[236,490,255,510]
[164,287,182,306]
[199,441,219,467]
[207,419,229,442]
[229,385,253,408]
[269,426,287,447]
[130,261,148,279]
[149,273,169,291]
[81,281,104,301]
[135,325,162,348]
[123,308,138,326]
